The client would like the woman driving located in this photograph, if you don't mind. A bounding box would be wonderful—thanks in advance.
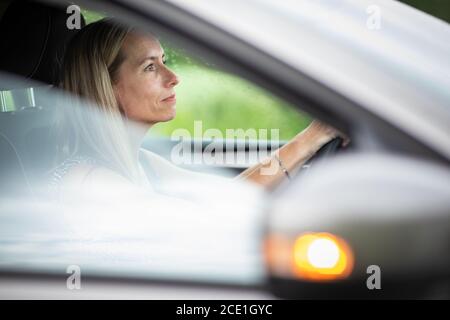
[51,18,345,199]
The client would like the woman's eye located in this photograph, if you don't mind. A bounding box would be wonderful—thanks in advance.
[145,64,155,71]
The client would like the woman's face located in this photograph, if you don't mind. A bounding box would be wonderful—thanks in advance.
[114,32,179,125]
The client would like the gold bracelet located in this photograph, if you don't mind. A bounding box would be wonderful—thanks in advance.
[273,154,291,180]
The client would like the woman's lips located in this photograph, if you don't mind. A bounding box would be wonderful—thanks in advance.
[161,94,176,103]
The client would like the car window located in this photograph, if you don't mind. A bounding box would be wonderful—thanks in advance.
[153,43,311,142]
[0,89,14,112]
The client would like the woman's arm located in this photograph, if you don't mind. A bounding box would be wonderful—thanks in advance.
[236,120,346,190]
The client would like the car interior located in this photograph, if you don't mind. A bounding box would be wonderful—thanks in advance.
[0,0,87,196]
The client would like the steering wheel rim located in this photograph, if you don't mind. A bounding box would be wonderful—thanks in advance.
[313,137,344,159]
[296,137,344,178]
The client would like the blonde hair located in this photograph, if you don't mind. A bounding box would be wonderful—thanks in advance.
[57,18,141,183]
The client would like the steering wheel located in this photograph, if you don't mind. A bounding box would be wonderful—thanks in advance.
[312,137,344,160]
[296,137,344,177]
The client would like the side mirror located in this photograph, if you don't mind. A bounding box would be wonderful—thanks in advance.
[263,153,450,299]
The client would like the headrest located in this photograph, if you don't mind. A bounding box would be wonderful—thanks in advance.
[0,0,85,88]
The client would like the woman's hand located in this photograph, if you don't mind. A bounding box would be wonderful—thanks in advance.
[294,120,350,156]
[237,119,350,190]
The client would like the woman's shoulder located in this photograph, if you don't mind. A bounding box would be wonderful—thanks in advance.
[138,147,232,183]
[48,154,114,195]
[139,148,190,179]
[50,155,98,186]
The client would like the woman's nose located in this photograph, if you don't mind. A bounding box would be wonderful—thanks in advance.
[165,69,180,87]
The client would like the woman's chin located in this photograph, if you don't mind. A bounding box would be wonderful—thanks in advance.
[137,107,176,125]
[157,109,177,123]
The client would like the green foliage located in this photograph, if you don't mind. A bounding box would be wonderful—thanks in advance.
[151,64,311,140]
[80,8,105,24]
[80,11,310,141]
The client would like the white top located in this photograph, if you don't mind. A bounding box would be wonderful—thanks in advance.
[49,148,237,202]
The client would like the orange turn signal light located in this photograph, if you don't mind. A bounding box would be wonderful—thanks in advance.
[264,232,354,281]
[292,232,354,281]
